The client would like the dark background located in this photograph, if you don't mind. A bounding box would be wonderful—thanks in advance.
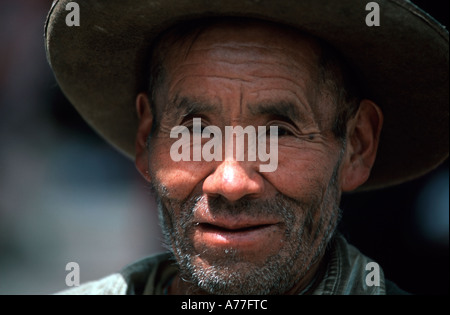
[0,0,448,294]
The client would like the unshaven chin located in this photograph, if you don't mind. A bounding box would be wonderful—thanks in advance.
[150,160,343,295]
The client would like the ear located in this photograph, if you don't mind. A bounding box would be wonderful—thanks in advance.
[340,99,383,192]
[135,92,153,182]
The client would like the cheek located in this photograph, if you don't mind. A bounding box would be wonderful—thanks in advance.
[265,144,338,199]
[149,139,211,200]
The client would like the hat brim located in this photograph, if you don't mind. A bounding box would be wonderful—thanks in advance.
[45,0,449,190]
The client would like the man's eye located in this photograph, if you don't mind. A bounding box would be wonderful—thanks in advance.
[183,120,208,133]
[275,127,293,137]
[267,124,294,137]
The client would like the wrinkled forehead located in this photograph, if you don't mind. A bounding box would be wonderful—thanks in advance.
[161,18,323,76]
[150,18,333,125]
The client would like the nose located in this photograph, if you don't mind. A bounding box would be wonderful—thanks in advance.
[202,160,265,202]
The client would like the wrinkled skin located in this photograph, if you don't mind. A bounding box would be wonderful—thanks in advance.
[135,20,383,295]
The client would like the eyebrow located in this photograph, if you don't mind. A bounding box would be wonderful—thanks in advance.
[249,101,303,124]
[164,95,305,125]
[172,95,217,117]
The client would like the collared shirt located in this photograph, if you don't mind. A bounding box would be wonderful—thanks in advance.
[56,234,388,295]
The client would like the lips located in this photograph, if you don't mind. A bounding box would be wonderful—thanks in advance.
[199,222,274,233]
[195,215,280,235]
[193,216,281,250]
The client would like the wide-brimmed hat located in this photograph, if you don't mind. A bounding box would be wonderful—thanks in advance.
[45,0,448,190]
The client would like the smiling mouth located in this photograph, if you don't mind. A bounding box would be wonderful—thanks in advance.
[198,223,274,233]
[193,220,281,251]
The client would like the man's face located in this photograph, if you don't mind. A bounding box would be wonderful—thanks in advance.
[146,22,346,294]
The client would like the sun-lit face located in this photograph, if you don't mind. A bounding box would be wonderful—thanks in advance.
[145,21,347,295]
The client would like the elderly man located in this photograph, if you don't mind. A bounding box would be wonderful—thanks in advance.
[46,0,448,295]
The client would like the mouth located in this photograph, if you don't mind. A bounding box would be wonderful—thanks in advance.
[198,222,275,233]
[193,219,281,250]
